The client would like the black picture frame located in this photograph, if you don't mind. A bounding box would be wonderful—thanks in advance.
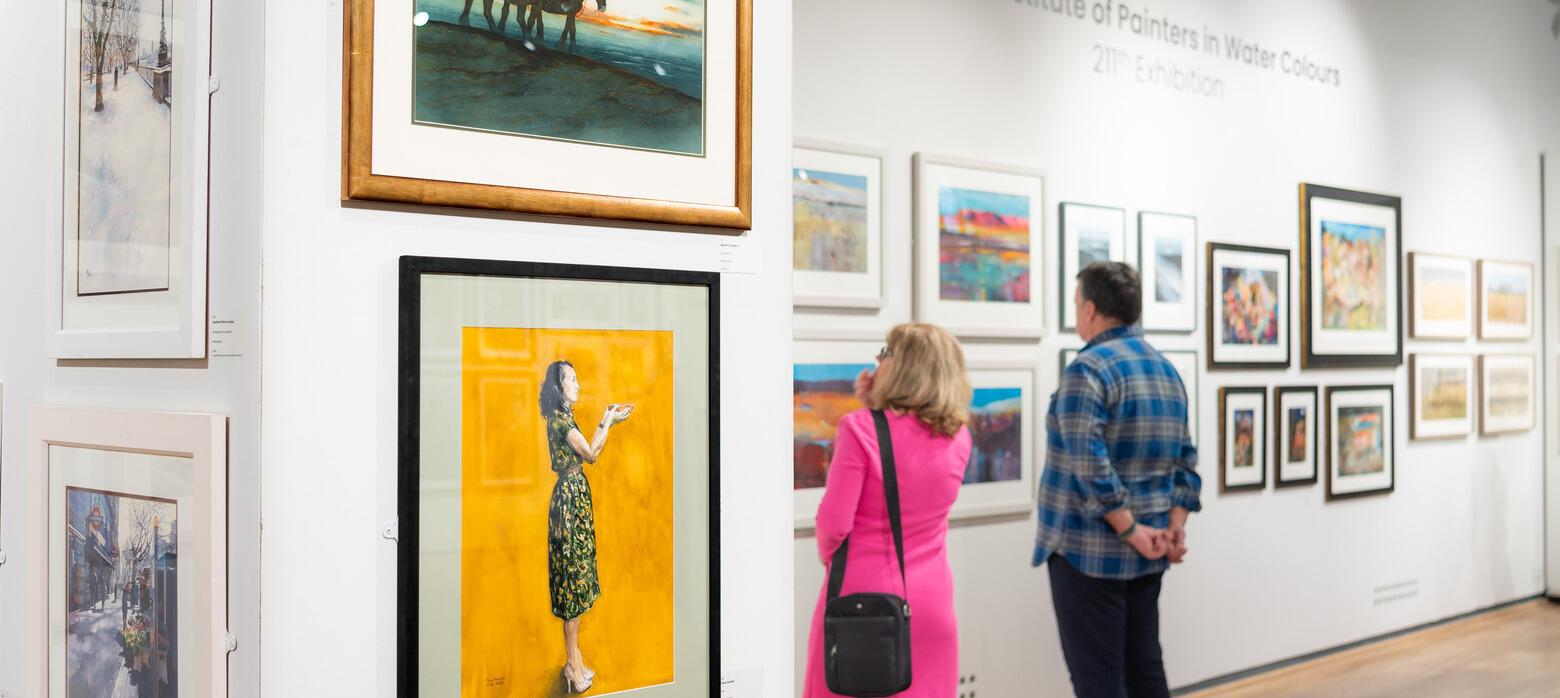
[1324,384,1396,501]
[1059,201,1127,332]
[1206,242,1292,370]
[1298,184,1404,369]
[1271,386,1319,488]
[1218,387,1268,493]
[397,255,721,697]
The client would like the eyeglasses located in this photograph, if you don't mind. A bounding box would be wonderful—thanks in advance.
[876,346,893,361]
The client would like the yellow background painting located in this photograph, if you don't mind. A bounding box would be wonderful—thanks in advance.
[461,327,675,697]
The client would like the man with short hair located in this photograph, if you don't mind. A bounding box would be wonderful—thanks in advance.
[1034,261,1201,698]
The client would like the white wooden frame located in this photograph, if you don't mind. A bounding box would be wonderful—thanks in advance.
[1137,211,1199,333]
[912,154,1046,338]
[792,141,886,309]
[51,0,212,358]
[1477,260,1535,340]
[1479,354,1537,434]
[26,406,227,696]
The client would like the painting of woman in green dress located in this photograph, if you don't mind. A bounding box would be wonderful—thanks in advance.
[539,359,633,694]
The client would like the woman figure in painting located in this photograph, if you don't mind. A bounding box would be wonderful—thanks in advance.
[539,360,634,694]
[803,323,973,698]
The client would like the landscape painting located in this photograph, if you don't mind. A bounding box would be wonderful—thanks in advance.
[76,0,175,296]
[1336,406,1386,476]
[1155,238,1183,303]
[1220,267,1281,346]
[964,387,1023,484]
[1484,270,1530,326]
[793,168,867,274]
[413,0,707,155]
[937,187,1032,303]
[1480,354,1535,434]
[1319,220,1387,331]
[1421,367,1468,421]
[1418,266,1467,323]
[793,363,870,489]
[65,487,179,697]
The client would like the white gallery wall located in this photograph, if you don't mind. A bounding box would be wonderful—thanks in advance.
[794,0,1560,693]
[259,2,795,698]
[0,0,266,694]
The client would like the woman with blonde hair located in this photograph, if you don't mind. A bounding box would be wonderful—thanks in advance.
[802,323,973,697]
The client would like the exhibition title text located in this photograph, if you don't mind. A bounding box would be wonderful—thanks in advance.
[1015,0,1342,87]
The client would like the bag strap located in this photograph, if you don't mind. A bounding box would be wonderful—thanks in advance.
[827,410,908,600]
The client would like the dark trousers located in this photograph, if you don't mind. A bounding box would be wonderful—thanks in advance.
[1047,554,1169,698]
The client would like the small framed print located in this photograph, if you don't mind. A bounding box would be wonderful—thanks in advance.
[1219,387,1267,492]
[792,143,884,308]
[1207,243,1291,369]
[960,361,1038,519]
[1299,184,1403,368]
[1409,354,1474,440]
[1137,212,1198,333]
[1408,253,1473,340]
[1060,202,1127,331]
[1272,386,1318,487]
[25,406,229,697]
[1477,260,1535,340]
[913,154,1046,338]
[1325,385,1395,500]
[1478,354,1536,435]
[792,339,878,528]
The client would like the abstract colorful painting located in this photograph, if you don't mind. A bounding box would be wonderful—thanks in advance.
[1219,386,1266,491]
[1273,386,1317,486]
[793,168,868,273]
[792,363,870,490]
[65,487,179,697]
[1233,410,1255,468]
[460,326,676,696]
[937,187,1032,303]
[964,387,1023,484]
[76,0,176,296]
[413,0,707,154]
[1219,267,1280,346]
[1286,408,1308,463]
[1336,406,1385,476]
[1319,221,1387,331]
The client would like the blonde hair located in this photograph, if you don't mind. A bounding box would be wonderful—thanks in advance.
[868,323,972,437]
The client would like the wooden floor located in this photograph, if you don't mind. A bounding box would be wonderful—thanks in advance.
[1186,599,1560,697]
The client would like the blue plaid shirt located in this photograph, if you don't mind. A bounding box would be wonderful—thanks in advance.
[1032,325,1202,579]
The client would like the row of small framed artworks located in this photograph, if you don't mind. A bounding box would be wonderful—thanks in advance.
[792,144,1200,336]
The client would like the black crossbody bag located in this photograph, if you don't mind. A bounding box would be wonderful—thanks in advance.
[823,409,913,696]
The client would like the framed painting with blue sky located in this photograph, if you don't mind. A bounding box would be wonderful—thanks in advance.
[913,154,1045,338]
[344,0,752,228]
[959,358,1037,519]
[1299,184,1403,368]
[792,142,883,308]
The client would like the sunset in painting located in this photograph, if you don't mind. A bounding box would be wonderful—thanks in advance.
[938,187,1031,303]
[793,363,870,489]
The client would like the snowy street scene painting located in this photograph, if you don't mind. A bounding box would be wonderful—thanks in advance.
[76,0,174,296]
[66,487,179,697]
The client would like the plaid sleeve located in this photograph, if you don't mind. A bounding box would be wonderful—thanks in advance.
[1172,426,1203,512]
[1056,363,1128,516]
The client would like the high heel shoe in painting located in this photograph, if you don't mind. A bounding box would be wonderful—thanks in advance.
[563,667,593,694]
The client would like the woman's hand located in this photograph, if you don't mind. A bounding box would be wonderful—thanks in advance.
[606,404,634,425]
[853,368,875,405]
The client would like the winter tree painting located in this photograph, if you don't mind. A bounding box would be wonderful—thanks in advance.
[77,0,173,296]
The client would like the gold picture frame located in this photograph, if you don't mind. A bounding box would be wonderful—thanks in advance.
[343,0,753,229]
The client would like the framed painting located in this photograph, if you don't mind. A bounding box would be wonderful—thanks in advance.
[912,154,1045,338]
[1206,243,1290,369]
[959,362,1037,519]
[1325,385,1395,500]
[1477,260,1534,340]
[1272,386,1318,487]
[792,143,883,308]
[53,0,212,358]
[792,340,877,528]
[1218,387,1267,492]
[1060,202,1127,331]
[1064,348,1199,448]
[1299,184,1403,368]
[1479,354,1536,435]
[1409,354,1473,440]
[1137,211,1198,333]
[398,256,718,696]
[344,0,752,229]
[23,406,228,697]
[1407,253,1473,340]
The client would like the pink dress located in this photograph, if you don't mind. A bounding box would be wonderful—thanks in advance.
[803,409,972,698]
